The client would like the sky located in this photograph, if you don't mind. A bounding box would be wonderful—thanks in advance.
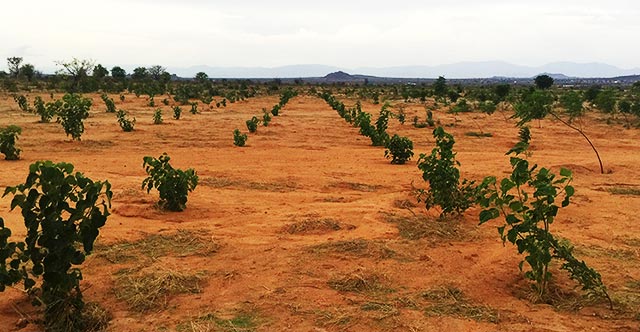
[1,0,639,73]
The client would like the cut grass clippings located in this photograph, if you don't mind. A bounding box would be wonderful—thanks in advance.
[96,229,220,263]
[283,218,356,235]
[422,285,499,323]
[114,269,204,313]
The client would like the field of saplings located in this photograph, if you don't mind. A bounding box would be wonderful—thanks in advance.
[1,75,639,331]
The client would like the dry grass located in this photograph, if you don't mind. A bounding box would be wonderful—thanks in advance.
[314,309,353,328]
[283,218,356,235]
[96,229,220,263]
[385,214,468,242]
[574,244,638,261]
[328,181,382,192]
[422,285,499,323]
[328,270,394,295]
[464,131,493,138]
[114,269,204,312]
[200,176,298,192]
[605,187,640,196]
[176,312,258,332]
[309,239,396,259]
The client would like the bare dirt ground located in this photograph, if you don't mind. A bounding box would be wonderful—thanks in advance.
[0,92,639,331]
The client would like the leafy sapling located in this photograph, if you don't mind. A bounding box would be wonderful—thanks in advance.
[417,127,478,218]
[233,129,248,147]
[385,134,414,164]
[116,109,136,132]
[2,161,112,330]
[142,153,198,212]
[0,125,22,160]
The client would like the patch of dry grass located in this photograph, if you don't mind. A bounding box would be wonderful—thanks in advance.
[200,176,298,192]
[96,229,220,263]
[422,285,499,323]
[114,269,204,312]
[309,239,396,259]
[176,311,258,332]
[328,270,394,295]
[283,218,356,234]
[328,181,382,192]
[385,214,468,241]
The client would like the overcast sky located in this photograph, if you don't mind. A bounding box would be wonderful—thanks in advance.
[1,0,639,72]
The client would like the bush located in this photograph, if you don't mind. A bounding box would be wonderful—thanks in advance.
[172,105,182,120]
[449,99,472,114]
[190,102,198,114]
[57,93,92,141]
[162,98,170,106]
[262,108,272,126]
[0,125,22,160]
[417,127,477,218]
[271,104,281,116]
[142,154,198,212]
[13,94,30,112]
[384,134,414,164]
[233,129,248,147]
[101,93,116,113]
[153,108,163,124]
[116,110,136,132]
[246,116,260,133]
[33,96,57,123]
[2,161,112,330]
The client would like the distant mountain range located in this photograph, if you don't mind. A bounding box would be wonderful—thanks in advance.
[167,61,640,79]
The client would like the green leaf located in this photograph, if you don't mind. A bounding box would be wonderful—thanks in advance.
[479,208,500,224]
[559,168,572,177]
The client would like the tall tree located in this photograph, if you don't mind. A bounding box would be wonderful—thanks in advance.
[7,57,23,78]
[534,75,554,90]
[433,76,448,103]
[93,64,109,78]
[131,67,148,80]
[111,66,126,79]
[19,64,35,81]
[148,65,166,80]
[55,58,96,92]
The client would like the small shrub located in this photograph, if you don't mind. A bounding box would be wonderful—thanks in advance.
[142,153,198,212]
[119,94,125,102]
[101,93,116,113]
[449,99,472,114]
[0,125,22,160]
[190,102,198,114]
[384,134,414,164]
[13,94,31,112]
[397,110,406,124]
[271,104,281,116]
[233,129,248,147]
[162,98,170,106]
[2,161,112,330]
[116,110,136,132]
[153,109,163,124]
[57,93,92,141]
[33,96,56,123]
[246,116,260,133]
[148,97,155,107]
[417,127,477,218]
[478,101,497,115]
[262,108,272,126]
[172,105,182,120]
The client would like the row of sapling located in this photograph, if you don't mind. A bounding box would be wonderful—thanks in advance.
[233,89,298,146]
[318,90,415,165]
[0,153,197,329]
[413,125,612,308]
